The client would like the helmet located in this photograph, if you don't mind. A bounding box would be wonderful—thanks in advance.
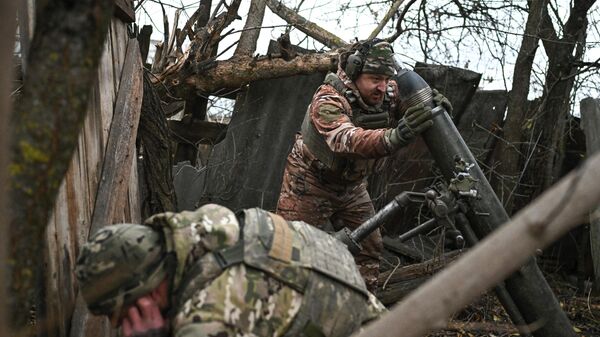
[75,224,168,316]
[344,39,396,80]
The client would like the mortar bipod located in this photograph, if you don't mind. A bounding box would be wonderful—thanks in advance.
[396,187,464,247]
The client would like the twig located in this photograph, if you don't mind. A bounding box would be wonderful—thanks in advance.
[369,0,405,40]
[266,0,347,48]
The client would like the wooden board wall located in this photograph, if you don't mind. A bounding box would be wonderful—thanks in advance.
[44,17,141,337]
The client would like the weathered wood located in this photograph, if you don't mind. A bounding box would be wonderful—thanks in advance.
[383,236,437,262]
[377,250,462,306]
[457,90,507,162]
[114,0,134,23]
[90,38,143,234]
[354,149,600,337]
[8,0,115,333]
[163,100,185,118]
[137,25,153,65]
[17,0,34,74]
[155,46,338,98]
[169,120,227,145]
[580,97,600,291]
[138,71,177,217]
[0,2,17,335]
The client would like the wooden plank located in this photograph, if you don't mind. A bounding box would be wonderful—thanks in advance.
[45,202,60,337]
[90,38,143,234]
[111,20,128,96]
[97,24,116,153]
[114,0,135,23]
[580,97,600,290]
[46,176,69,337]
[128,151,142,224]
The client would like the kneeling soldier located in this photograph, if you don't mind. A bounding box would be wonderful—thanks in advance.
[75,204,385,337]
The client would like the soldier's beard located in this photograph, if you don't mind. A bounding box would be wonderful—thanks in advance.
[363,90,384,106]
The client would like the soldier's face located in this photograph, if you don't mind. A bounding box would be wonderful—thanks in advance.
[355,73,389,106]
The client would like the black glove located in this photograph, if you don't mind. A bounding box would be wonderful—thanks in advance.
[387,103,433,148]
[432,88,453,114]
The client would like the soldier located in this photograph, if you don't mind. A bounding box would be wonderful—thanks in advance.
[276,39,452,292]
[75,204,385,337]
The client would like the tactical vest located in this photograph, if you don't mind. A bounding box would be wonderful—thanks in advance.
[175,208,370,337]
[301,73,396,181]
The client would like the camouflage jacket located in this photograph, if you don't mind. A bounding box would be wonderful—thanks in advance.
[145,205,385,337]
[297,68,403,182]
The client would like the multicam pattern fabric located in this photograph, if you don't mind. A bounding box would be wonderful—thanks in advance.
[173,264,302,337]
[144,204,240,288]
[361,41,396,77]
[77,204,386,337]
[153,206,384,337]
[277,64,405,292]
[75,224,167,316]
[276,159,382,292]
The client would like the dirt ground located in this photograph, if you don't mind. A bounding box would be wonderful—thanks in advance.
[427,276,600,337]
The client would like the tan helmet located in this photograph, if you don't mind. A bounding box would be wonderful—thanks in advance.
[75,223,168,316]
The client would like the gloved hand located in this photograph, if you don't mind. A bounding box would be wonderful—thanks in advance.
[387,103,433,148]
[432,88,453,114]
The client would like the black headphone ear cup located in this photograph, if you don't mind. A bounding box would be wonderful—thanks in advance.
[345,53,363,80]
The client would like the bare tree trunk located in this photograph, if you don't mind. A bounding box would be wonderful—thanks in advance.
[139,71,177,217]
[8,0,114,335]
[580,98,600,291]
[234,0,267,57]
[0,3,17,337]
[354,150,600,337]
[525,0,596,201]
[494,0,548,215]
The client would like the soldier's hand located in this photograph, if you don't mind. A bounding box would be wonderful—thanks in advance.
[432,88,453,115]
[387,103,433,148]
[121,296,168,337]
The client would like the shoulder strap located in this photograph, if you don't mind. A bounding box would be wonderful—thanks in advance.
[300,104,345,171]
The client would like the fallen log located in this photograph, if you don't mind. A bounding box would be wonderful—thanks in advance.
[377,250,462,306]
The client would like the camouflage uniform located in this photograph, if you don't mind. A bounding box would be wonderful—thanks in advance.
[277,41,402,292]
[76,204,386,337]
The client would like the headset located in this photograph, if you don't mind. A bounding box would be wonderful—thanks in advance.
[344,39,392,81]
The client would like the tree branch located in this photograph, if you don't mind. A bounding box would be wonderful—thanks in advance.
[234,0,267,56]
[385,0,417,43]
[155,51,337,96]
[266,0,347,48]
[8,0,114,333]
[368,0,406,40]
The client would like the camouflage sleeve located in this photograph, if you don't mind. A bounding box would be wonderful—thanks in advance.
[144,204,240,288]
[310,85,392,158]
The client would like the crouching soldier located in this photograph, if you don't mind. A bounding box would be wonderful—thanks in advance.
[75,204,385,337]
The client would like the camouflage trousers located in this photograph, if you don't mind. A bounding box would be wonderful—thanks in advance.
[276,151,383,293]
